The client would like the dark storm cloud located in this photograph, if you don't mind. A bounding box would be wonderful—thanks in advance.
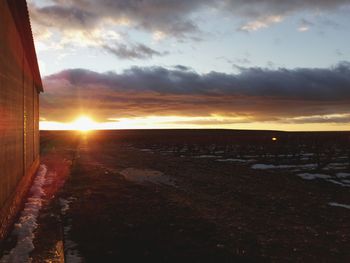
[41,63,350,123]
[45,62,350,100]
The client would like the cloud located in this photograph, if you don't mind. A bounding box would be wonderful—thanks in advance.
[28,1,173,59]
[221,0,350,31]
[28,0,350,47]
[238,16,283,32]
[103,43,168,59]
[336,49,344,56]
[28,0,206,38]
[283,114,350,124]
[222,0,350,18]
[41,62,350,124]
[173,65,192,71]
[298,19,314,32]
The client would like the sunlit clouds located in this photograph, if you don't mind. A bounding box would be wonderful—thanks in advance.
[39,64,350,131]
[40,115,350,131]
[238,16,283,32]
[27,0,350,131]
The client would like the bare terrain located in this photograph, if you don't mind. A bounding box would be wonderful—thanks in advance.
[2,129,350,262]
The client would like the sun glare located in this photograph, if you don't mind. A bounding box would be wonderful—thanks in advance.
[72,116,96,132]
[39,115,350,131]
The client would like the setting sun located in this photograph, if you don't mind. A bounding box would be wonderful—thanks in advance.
[72,116,96,132]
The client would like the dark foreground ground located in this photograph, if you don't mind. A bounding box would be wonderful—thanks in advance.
[2,129,350,262]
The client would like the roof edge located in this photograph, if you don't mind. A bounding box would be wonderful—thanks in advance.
[7,0,43,92]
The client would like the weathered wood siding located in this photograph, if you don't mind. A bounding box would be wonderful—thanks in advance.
[34,83,40,159]
[0,0,40,217]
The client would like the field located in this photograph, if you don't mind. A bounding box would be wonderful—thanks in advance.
[2,129,350,262]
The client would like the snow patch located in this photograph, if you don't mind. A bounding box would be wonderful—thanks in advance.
[341,179,350,184]
[252,163,317,170]
[324,163,349,170]
[297,173,331,180]
[0,165,48,263]
[328,202,350,210]
[59,197,83,263]
[252,164,294,170]
[336,172,350,178]
[326,179,350,187]
[63,225,83,263]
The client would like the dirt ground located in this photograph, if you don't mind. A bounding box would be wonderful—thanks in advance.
[5,130,350,262]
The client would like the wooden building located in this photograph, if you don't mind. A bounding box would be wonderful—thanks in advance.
[0,0,43,239]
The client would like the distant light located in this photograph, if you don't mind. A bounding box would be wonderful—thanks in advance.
[272,137,278,141]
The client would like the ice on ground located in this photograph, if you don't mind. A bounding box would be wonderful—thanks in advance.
[336,172,350,178]
[297,173,331,180]
[328,202,350,210]
[251,163,317,170]
[120,168,175,186]
[0,165,48,263]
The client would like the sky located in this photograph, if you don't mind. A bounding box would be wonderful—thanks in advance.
[27,0,350,131]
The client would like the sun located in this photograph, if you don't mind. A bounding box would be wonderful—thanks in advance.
[72,116,96,132]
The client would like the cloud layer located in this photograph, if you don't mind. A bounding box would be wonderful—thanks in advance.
[30,0,350,33]
[41,63,350,125]
[28,0,350,54]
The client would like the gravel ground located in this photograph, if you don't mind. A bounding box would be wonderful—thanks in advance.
[2,130,350,262]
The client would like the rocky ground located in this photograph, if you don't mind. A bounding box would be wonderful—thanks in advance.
[1,130,350,262]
